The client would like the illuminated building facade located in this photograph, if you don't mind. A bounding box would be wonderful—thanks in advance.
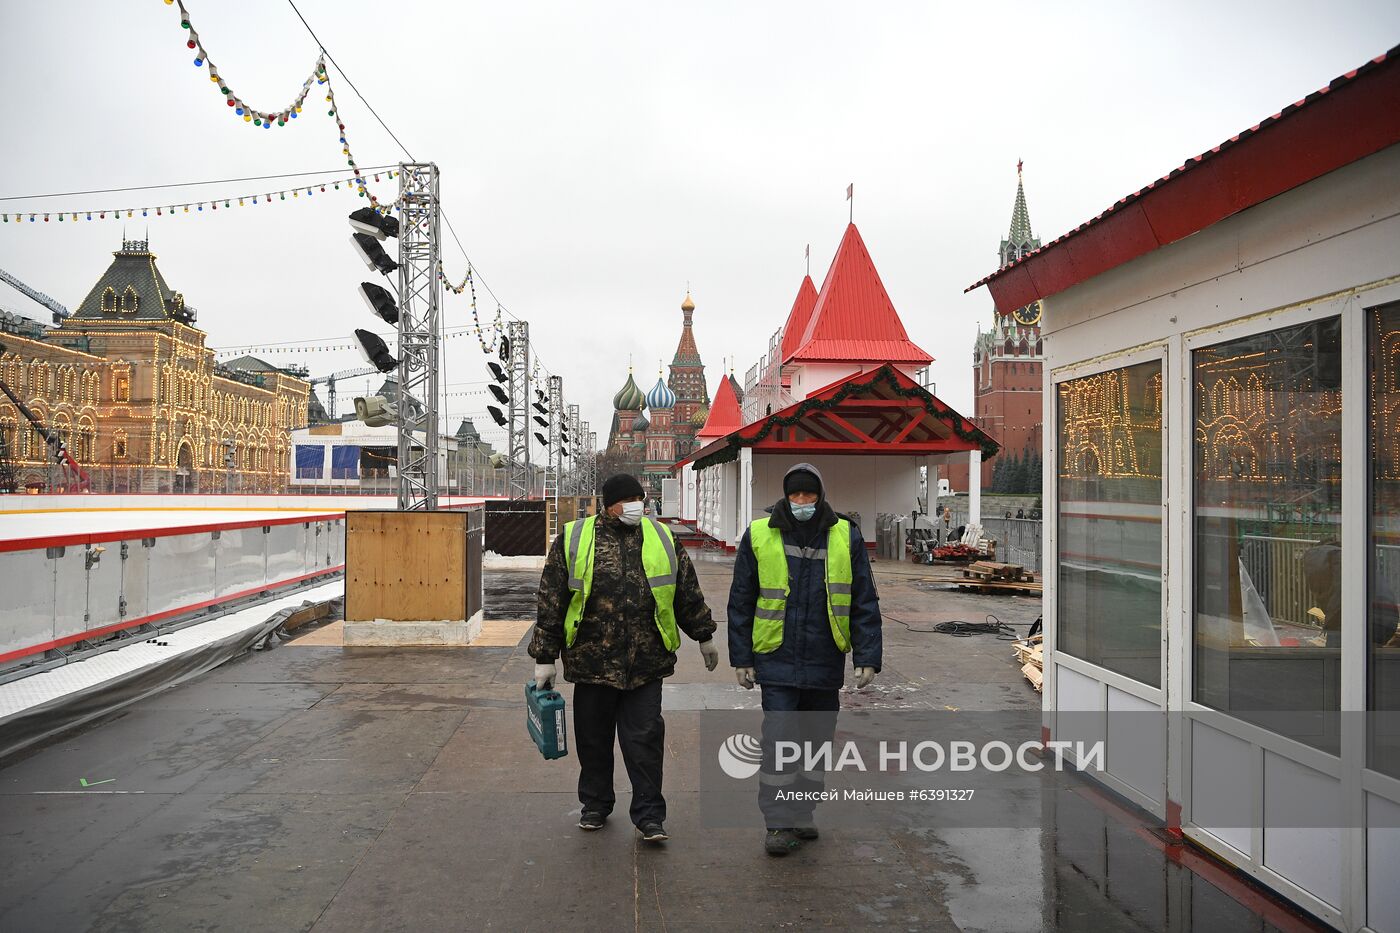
[0,239,309,492]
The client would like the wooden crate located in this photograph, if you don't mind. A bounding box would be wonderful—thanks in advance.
[346,510,473,622]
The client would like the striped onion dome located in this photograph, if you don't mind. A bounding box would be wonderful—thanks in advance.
[645,375,676,410]
[612,370,646,410]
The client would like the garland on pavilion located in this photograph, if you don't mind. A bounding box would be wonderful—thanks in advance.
[691,365,999,471]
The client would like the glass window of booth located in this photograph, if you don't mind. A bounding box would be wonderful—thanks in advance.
[1368,301,1400,778]
[1057,358,1164,687]
[1193,317,1342,754]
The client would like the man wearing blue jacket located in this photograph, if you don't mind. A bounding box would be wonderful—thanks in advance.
[727,462,882,855]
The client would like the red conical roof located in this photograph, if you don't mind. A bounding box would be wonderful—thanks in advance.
[778,275,819,363]
[791,224,932,365]
[697,371,743,438]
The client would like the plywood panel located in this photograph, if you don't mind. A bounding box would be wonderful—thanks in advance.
[346,511,468,622]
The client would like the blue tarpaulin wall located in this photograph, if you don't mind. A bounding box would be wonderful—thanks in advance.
[331,445,360,479]
[295,444,325,479]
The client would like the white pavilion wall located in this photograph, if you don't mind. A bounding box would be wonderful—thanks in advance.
[749,453,923,542]
[1039,143,1400,931]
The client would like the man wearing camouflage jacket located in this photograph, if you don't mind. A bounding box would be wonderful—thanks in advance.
[529,473,718,843]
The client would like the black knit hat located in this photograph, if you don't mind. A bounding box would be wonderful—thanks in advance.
[783,464,823,497]
[602,473,646,508]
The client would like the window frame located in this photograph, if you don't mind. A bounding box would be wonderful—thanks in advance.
[1050,342,1170,703]
[1181,296,1358,767]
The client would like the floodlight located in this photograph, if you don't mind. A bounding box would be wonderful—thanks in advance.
[358,282,399,325]
[487,405,508,427]
[533,416,548,428]
[353,329,398,372]
[488,384,510,405]
[487,361,506,383]
[534,432,547,446]
[351,233,399,274]
[348,207,400,240]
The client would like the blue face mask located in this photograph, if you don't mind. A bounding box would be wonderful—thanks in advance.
[790,503,817,522]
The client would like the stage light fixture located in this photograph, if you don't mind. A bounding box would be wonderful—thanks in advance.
[351,232,399,274]
[348,207,400,240]
[353,329,398,373]
[358,282,399,325]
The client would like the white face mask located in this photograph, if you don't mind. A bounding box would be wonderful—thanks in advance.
[618,500,645,526]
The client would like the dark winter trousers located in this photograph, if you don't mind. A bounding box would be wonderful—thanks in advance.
[757,685,841,829]
[573,679,666,826]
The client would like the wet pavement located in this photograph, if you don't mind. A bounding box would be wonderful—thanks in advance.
[0,555,1327,931]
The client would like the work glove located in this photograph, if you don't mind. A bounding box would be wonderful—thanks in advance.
[854,667,876,689]
[699,639,719,672]
[735,667,755,690]
[533,662,557,690]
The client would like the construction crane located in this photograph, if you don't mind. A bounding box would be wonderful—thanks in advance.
[0,265,70,324]
[0,340,91,492]
[310,366,378,420]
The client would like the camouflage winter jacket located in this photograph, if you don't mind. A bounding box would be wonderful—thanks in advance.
[529,511,716,690]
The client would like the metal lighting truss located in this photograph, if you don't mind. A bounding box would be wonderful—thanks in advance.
[579,425,597,495]
[506,319,531,500]
[566,403,580,493]
[588,430,599,494]
[395,163,441,511]
[544,375,563,501]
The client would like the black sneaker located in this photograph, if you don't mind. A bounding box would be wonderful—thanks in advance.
[638,822,669,843]
[793,826,819,840]
[765,828,801,856]
[578,811,607,831]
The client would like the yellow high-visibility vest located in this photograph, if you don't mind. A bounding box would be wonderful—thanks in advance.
[748,516,853,654]
[562,515,680,651]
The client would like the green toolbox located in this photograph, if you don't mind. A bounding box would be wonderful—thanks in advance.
[526,680,568,760]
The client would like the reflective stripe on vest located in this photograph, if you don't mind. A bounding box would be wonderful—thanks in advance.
[562,515,681,652]
[748,516,854,654]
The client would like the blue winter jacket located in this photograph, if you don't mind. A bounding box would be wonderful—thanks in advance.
[727,501,882,690]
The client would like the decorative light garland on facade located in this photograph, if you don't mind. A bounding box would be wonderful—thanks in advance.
[0,171,396,225]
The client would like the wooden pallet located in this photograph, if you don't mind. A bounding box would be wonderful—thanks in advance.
[1015,635,1044,692]
[963,561,1030,582]
[953,578,1043,595]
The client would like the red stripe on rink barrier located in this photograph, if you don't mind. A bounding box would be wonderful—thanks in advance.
[0,565,344,665]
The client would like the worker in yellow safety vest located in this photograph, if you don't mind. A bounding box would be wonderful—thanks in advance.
[726,462,882,855]
[529,473,718,844]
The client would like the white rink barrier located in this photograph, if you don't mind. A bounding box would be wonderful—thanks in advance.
[0,511,347,673]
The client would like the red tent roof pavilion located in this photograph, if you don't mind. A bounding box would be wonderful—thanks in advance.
[790,223,933,366]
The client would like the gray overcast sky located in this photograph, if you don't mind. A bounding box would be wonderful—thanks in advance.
[2,1,1397,448]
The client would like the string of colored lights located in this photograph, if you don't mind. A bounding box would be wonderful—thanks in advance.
[212,324,491,359]
[168,0,561,381]
[0,171,397,225]
[166,0,396,213]
[434,264,504,354]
